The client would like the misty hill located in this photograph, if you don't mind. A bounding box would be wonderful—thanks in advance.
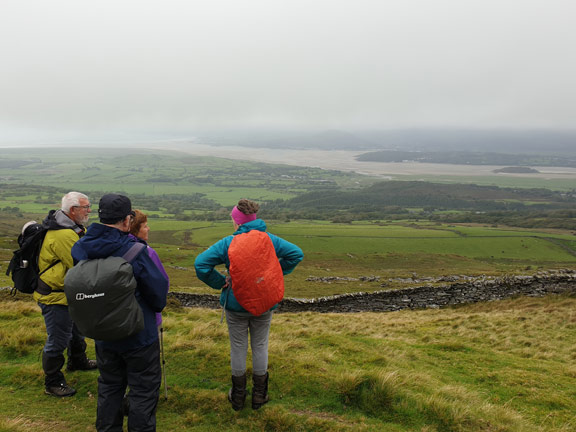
[354,129,576,154]
[200,128,576,155]
[355,150,576,167]
[200,129,375,150]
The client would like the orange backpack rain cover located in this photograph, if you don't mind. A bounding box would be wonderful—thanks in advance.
[228,230,284,316]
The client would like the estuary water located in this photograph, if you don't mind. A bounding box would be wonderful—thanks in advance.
[160,142,576,181]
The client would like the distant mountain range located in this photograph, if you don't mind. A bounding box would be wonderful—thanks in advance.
[198,128,576,155]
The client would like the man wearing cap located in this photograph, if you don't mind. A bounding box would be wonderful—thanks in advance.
[35,191,97,397]
[71,193,169,432]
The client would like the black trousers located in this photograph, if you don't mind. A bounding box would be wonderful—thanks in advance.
[95,341,161,432]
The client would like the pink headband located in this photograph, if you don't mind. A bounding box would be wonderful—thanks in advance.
[231,206,257,225]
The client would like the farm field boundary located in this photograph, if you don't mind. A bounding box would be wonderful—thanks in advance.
[170,269,576,312]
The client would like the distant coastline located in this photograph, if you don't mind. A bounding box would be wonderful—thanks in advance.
[2,141,576,182]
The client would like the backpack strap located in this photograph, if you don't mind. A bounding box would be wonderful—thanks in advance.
[5,255,60,280]
[122,242,146,263]
[5,259,14,276]
[39,259,61,276]
[72,225,85,237]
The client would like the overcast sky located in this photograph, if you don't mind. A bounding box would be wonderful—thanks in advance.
[1,0,575,143]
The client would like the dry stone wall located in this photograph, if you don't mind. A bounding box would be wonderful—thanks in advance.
[170,270,576,313]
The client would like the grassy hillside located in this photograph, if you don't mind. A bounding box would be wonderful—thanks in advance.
[0,293,574,431]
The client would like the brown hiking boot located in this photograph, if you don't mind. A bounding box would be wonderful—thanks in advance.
[252,372,269,410]
[45,382,77,397]
[228,374,247,411]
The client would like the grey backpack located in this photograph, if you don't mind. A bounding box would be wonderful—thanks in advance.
[64,243,146,341]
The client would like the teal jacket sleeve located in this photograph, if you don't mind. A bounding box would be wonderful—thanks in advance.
[194,236,232,290]
[268,233,304,275]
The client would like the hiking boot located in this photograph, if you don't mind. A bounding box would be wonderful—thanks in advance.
[228,374,247,411]
[45,382,77,397]
[67,359,97,372]
[252,372,269,410]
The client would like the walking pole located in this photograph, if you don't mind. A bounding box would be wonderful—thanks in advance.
[160,326,168,400]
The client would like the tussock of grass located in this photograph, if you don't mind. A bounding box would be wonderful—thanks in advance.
[0,327,44,357]
[336,370,400,414]
[163,386,224,415]
[333,370,529,431]
[416,385,528,432]
[0,300,44,357]
[170,322,227,351]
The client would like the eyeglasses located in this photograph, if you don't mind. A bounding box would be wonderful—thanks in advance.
[73,205,91,209]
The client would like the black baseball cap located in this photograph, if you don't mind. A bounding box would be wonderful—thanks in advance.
[98,194,135,224]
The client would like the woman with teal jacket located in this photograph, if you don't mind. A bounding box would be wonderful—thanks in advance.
[194,199,303,411]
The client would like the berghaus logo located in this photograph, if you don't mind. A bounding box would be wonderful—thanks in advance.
[75,293,105,300]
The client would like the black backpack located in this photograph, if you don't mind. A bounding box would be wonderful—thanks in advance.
[5,221,61,296]
[64,242,146,341]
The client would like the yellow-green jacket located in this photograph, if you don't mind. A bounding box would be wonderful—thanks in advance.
[33,210,85,306]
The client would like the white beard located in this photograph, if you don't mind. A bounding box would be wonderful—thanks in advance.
[77,215,90,226]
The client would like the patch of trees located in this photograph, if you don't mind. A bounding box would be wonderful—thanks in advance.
[493,167,540,174]
[145,177,176,183]
[0,184,64,196]
[269,181,565,212]
[262,181,576,229]
[128,193,221,218]
[2,206,21,213]
[432,210,576,230]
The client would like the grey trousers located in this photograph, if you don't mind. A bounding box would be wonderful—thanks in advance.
[225,309,273,376]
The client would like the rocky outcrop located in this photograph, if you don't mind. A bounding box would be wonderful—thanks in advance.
[170,270,576,313]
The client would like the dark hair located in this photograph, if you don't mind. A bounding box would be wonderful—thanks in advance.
[129,209,148,236]
[236,199,259,215]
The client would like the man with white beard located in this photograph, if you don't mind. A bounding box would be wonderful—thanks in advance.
[34,191,97,397]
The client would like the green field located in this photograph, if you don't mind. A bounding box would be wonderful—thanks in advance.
[3,217,573,299]
[0,148,373,207]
